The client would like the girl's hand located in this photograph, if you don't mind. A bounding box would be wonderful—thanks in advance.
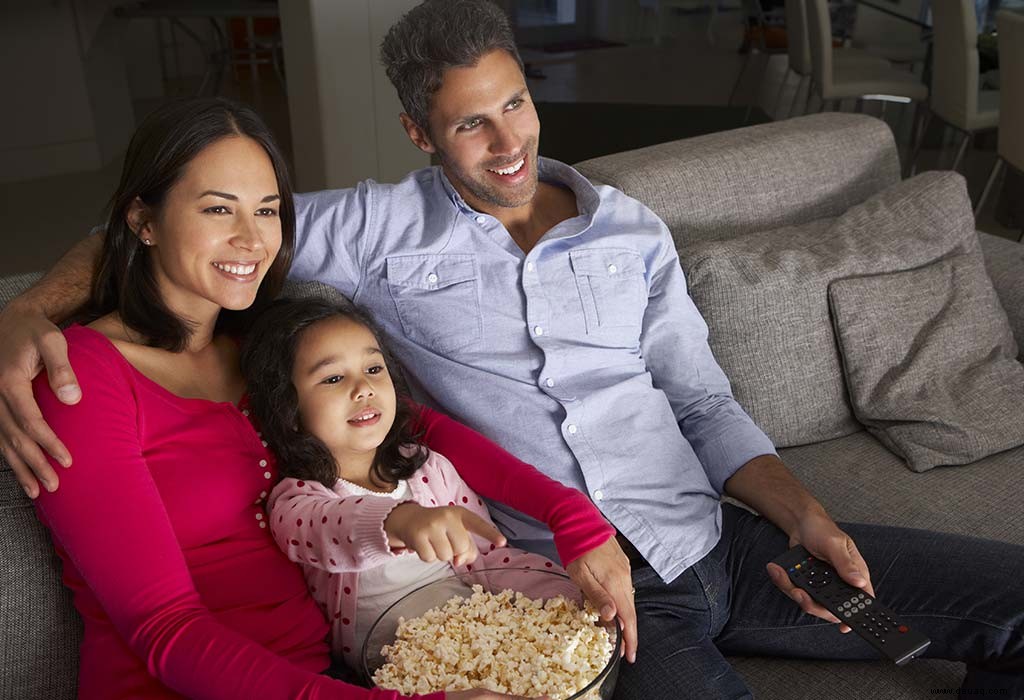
[384,503,507,567]
[446,691,550,700]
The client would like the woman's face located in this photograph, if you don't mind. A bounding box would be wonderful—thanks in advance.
[136,135,282,318]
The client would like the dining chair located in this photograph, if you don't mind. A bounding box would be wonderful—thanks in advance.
[850,0,929,65]
[784,0,893,117]
[975,9,1024,236]
[806,0,929,115]
[910,0,999,175]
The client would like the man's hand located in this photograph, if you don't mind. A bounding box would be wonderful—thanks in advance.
[565,536,637,663]
[384,502,507,567]
[0,300,80,498]
[446,690,549,700]
[765,510,874,633]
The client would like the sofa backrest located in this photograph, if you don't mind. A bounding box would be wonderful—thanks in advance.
[574,113,901,249]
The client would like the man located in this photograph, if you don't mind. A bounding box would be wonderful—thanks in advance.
[1,1,1021,696]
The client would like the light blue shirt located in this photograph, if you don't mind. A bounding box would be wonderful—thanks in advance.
[291,158,776,582]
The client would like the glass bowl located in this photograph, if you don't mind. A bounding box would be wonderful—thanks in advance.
[361,567,621,700]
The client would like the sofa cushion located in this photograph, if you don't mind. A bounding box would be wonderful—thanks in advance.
[829,254,1024,471]
[778,430,1024,545]
[731,656,964,698]
[681,172,977,448]
[979,232,1024,356]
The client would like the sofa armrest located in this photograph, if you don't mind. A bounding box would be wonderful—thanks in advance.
[980,232,1024,355]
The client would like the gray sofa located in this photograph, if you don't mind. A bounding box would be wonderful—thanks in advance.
[2,113,1022,699]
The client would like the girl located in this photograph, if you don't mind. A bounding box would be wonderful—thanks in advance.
[242,298,617,668]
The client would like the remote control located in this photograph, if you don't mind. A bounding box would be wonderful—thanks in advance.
[772,545,931,665]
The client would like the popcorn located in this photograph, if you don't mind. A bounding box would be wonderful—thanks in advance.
[373,585,614,699]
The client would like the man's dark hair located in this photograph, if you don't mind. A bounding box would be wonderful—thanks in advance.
[240,298,427,490]
[92,97,295,351]
[380,0,524,130]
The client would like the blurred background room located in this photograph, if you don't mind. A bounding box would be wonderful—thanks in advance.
[2,0,1021,276]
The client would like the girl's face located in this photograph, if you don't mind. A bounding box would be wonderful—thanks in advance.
[291,317,398,481]
[130,135,283,320]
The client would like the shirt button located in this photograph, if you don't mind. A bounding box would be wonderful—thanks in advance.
[526,261,535,272]
[264,471,272,480]
[261,440,268,447]
[593,489,605,501]
[259,459,268,467]
[259,522,267,529]
[567,424,578,434]
[475,215,486,224]
[427,272,439,284]
[607,264,618,274]
[260,491,268,498]
[544,377,555,388]
[255,513,263,520]
[241,409,250,416]
[533,326,544,336]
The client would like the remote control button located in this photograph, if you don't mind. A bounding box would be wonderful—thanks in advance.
[865,599,872,605]
[844,612,852,618]
[898,625,908,633]
[857,603,866,610]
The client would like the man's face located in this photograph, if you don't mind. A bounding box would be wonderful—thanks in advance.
[422,49,540,212]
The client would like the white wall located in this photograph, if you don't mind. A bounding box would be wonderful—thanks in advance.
[279,0,428,192]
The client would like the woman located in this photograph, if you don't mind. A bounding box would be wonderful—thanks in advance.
[32,98,618,699]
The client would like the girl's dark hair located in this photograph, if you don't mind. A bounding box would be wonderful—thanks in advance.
[240,298,427,489]
[91,97,295,351]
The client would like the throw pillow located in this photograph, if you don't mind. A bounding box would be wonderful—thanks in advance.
[828,253,1024,472]
[682,171,977,448]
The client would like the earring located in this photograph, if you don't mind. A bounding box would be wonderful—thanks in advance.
[142,238,153,246]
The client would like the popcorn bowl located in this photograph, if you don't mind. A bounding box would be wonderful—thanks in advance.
[361,567,622,700]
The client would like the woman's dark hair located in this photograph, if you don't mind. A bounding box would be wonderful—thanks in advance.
[91,97,295,351]
[240,298,427,489]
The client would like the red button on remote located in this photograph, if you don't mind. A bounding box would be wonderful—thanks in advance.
[898,625,909,633]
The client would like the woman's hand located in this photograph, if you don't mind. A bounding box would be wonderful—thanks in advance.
[565,536,637,663]
[384,503,507,567]
[446,691,549,700]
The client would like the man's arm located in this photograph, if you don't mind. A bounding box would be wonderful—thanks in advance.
[635,214,871,630]
[724,454,874,633]
[0,233,102,497]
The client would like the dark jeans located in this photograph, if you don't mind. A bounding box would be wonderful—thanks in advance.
[614,504,1024,699]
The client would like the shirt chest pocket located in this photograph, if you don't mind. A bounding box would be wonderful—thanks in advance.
[569,248,648,334]
[386,255,482,353]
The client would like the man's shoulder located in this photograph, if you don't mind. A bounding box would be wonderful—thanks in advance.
[294,165,443,210]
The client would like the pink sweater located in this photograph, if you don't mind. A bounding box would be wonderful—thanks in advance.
[268,448,564,661]
[33,326,442,700]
